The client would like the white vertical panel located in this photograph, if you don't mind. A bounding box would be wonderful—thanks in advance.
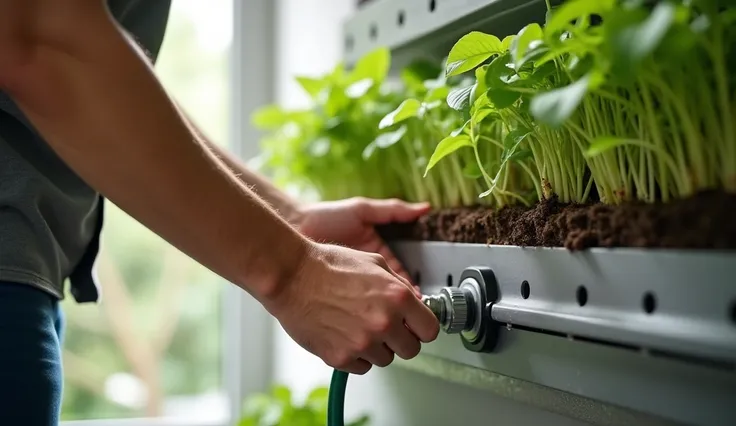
[225,1,277,425]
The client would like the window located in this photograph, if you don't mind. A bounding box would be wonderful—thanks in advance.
[60,1,233,423]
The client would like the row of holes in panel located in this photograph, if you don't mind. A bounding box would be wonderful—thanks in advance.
[416,271,736,325]
[345,0,438,52]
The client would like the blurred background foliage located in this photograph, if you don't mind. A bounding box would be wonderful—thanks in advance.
[59,0,232,421]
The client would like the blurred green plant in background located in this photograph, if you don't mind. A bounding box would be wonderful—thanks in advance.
[239,385,370,426]
[59,0,231,420]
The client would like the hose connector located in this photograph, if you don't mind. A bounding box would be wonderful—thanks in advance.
[422,287,472,334]
[421,267,501,353]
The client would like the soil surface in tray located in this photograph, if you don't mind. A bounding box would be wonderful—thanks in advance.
[378,190,736,250]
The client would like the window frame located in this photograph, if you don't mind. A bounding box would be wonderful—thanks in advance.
[61,1,277,425]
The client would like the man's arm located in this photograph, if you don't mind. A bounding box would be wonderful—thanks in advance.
[0,0,439,374]
[0,1,303,298]
[181,113,302,224]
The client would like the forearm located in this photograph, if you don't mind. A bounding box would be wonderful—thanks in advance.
[183,116,303,224]
[0,4,307,298]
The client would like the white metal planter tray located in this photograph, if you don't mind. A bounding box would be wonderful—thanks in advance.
[390,241,736,426]
[342,0,554,66]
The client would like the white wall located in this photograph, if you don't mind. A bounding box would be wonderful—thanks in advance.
[269,1,587,424]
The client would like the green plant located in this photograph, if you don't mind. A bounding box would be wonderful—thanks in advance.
[253,0,735,212]
[424,0,736,206]
[238,384,370,426]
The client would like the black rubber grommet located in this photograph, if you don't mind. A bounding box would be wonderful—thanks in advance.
[459,266,500,353]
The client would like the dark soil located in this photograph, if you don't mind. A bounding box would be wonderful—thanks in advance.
[378,190,736,250]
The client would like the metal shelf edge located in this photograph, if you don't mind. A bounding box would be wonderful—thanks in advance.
[389,241,736,426]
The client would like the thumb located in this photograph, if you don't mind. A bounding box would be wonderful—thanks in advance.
[358,198,431,224]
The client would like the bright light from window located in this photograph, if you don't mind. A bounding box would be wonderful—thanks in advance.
[60,1,232,422]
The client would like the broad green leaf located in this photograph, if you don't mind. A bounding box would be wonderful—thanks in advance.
[363,126,408,159]
[504,127,531,150]
[484,52,515,89]
[501,35,516,51]
[470,65,489,106]
[350,47,391,83]
[447,85,474,111]
[462,161,484,179]
[379,99,421,129]
[445,32,504,76]
[295,76,327,99]
[424,135,473,176]
[472,107,495,125]
[508,148,533,161]
[488,88,521,109]
[470,90,491,115]
[530,72,598,128]
[324,87,349,117]
[345,78,375,99]
[545,0,615,35]
[608,1,676,71]
[512,23,543,67]
[251,105,288,129]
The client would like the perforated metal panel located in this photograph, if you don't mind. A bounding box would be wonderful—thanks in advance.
[390,242,736,426]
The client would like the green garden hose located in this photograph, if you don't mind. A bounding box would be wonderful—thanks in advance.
[327,369,349,426]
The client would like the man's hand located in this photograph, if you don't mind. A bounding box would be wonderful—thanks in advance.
[263,241,440,375]
[294,198,430,285]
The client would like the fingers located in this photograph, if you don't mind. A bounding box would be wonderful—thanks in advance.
[362,343,395,367]
[396,288,440,343]
[357,198,431,224]
[338,358,372,375]
[385,323,422,360]
[361,231,417,286]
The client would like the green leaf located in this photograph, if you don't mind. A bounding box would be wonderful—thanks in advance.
[295,76,327,99]
[351,47,391,83]
[447,85,474,111]
[425,85,450,102]
[503,127,531,150]
[487,88,521,109]
[512,23,543,67]
[345,78,375,99]
[379,99,421,129]
[545,0,615,35]
[470,90,491,116]
[305,387,329,414]
[530,72,598,128]
[445,32,504,76]
[309,137,331,157]
[347,415,371,426]
[501,35,516,51]
[362,126,408,159]
[508,148,533,161]
[451,120,471,137]
[483,52,515,89]
[424,135,473,176]
[251,105,289,129]
[462,161,484,179]
[472,107,495,125]
[585,137,632,157]
[608,1,677,70]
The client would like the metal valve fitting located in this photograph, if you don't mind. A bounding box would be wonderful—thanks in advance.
[422,287,473,334]
[421,267,501,353]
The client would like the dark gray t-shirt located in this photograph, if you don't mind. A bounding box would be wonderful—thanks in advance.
[0,0,171,302]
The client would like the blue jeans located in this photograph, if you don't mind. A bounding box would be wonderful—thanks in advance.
[0,281,64,426]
